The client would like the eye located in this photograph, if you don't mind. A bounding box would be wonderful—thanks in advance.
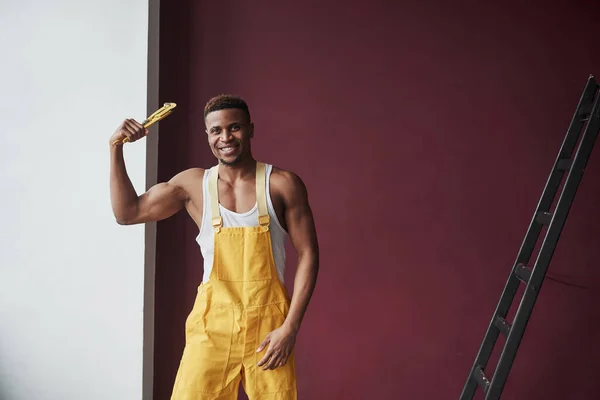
[231,125,240,132]
[210,128,220,135]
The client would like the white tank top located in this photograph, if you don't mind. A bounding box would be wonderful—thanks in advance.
[196,164,288,283]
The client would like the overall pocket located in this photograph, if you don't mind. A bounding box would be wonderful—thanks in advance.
[215,228,274,282]
[253,303,296,394]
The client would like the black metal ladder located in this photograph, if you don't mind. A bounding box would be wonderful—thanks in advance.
[460,75,600,400]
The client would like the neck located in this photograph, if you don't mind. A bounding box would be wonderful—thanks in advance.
[218,156,256,183]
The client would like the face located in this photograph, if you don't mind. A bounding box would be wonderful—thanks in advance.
[205,108,254,166]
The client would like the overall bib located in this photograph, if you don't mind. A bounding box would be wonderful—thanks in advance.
[171,162,297,400]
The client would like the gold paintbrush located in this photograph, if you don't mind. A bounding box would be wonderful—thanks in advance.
[112,102,177,145]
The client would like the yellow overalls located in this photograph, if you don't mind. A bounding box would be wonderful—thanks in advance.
[171,162,297,400]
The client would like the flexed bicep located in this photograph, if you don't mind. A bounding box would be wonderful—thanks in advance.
[115,171,190,225]
[132,181,188,224]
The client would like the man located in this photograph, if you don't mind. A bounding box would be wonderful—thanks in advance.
[109,95,319,400]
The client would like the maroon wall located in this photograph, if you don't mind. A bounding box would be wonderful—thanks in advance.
[156,1,600,399]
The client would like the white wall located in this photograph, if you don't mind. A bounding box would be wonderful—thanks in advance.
[0,1,150,399]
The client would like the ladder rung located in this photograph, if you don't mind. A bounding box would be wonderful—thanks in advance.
[473,366,491,392]
[535,211,553,225]
[557,158,572,171]
[494,316,512,336]
[514,263,532,284]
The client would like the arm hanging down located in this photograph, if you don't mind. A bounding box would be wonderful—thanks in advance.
[256,171,319,370]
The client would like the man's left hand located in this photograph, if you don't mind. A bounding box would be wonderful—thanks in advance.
[256,324,297,370]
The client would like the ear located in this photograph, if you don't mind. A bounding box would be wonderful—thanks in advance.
[249,122,255,138]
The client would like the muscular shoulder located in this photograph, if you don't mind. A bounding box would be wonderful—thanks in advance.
[169,167,205,187]
[270,166,308,204]
[168,167,206,200]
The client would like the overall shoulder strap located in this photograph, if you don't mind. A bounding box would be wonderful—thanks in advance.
[208,165,222,229]
[255,162,270,226]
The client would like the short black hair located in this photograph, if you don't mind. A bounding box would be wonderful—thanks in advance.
[204,94,251,121]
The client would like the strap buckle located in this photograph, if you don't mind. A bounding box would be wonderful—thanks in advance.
[258,215,270,227]
[212,217,223,233]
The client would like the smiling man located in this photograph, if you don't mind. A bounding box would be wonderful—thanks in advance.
[109,95,319,400]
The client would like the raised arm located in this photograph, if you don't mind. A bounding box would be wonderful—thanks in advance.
[109,119,188,225]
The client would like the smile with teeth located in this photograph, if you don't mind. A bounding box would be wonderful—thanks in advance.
[219,146,238,155]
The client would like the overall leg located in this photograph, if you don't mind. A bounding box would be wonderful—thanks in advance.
[171,292,243,400]
[241,305,297,400]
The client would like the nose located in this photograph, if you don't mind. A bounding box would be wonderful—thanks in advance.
[219,129,233,141]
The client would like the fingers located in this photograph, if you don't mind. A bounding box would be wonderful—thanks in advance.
[278,354,290,368]
[123,119,146,142]
[256,334,271,353]
[129,118,144,130]
[110,118,149,146]
[274,350,290,369]
[120,121,135,143]
[257,346,272,367]
[130,119,150,136]
[264,354,279,370]
[257,346,290,370]
[263,350,290,370]
[117,119,147,144]
[256,330,293,370]
[258,348,276,370]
